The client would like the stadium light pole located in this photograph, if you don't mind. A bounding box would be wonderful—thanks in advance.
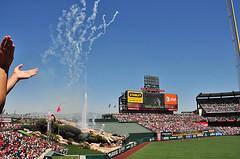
[226,0,240,90]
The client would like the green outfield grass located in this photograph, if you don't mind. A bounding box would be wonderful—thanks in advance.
[52,145,104,159]
[128,136,240,159]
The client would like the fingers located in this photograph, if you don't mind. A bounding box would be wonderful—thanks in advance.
[5,37,14,69]
[8,38,14,60]
[2,35,14,50]
[17,64,24,70]
[1,36,11,47]
[29,68,39,76]
[24,67,39,76]
[2,36,14,61]
[1,38,6,47]
[0,36,15,72]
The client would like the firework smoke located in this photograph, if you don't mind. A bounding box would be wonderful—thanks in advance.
[43,0,119,86]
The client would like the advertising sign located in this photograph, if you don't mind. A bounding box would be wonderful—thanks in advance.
[127,103,141,110]
[127,91,143,103]
[164,94,178,105]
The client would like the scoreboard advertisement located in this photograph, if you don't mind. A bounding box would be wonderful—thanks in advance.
[164,94,178,111]
[126,91,178,111]
[127,103,142,110]
[127,91,143,103]
[164,94,177,105]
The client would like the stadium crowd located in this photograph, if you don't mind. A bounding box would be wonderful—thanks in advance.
[210,126,240,135]
[207,116,240,122]
[0,123,20,130]
[113,113,207,133]
[199,100,240,113]
[0,130,67,158]
[113,113,240,135]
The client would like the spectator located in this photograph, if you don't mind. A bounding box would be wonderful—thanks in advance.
[199,99,240,113]
[0,130,67,158]
[0,36,38,113]
[113,113,207,133]
[113,113,240,135]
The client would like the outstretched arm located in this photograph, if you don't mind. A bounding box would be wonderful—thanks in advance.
[0,36,14,113]
[0,68,7,113]
[7,64,38,94]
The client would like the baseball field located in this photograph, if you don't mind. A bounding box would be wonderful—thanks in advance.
[127,136,240,159]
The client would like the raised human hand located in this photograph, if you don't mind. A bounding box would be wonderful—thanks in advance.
[13,64,38,80]
[0,36,15,72]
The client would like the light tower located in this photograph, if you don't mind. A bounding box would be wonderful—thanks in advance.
[226,0,240,89]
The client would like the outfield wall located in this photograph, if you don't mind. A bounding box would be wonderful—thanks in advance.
[160,130,224,141]
[107,142,136,158]
[51,154,107,159]
[107,133,154,158]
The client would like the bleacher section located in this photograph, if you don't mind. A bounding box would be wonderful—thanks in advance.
[196,91,240,126]
[197,92,240,114]
[0,130,67,158]
[113,113,207,133]
[207,116,240,122]
[198,98,240,113]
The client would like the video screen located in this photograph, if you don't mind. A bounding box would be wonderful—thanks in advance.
[143,92,164,109]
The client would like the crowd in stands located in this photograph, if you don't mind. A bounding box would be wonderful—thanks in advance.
[113,113,240,135]
[0,130,67,158]
[0,123,20,130]
[199,99,240,113]
[210,126,240,135]
[207,116,240,122]
[113,113,207,133]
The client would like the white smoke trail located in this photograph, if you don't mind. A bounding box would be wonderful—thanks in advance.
[43,0,119,86]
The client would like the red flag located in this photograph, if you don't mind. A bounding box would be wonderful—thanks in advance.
[56,105,61,113]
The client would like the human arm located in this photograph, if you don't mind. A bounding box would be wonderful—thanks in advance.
[0,68,7,113]
[7,64,39,94]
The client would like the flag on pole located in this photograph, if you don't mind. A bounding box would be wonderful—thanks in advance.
[56,105,61,113]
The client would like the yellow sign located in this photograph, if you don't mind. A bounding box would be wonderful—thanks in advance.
[127,91,143,103]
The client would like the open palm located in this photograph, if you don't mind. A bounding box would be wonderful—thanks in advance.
[14,64,38,80]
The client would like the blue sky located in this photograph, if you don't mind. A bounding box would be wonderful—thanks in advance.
[0,0,239,114]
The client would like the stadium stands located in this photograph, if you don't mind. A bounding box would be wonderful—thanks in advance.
[0,130,67,158]
[198,99,240,113]
[113,113,207,133]
[207,116,240,122]
[113,113,240,135]
[197,92,240,114]
[210,126,240,135]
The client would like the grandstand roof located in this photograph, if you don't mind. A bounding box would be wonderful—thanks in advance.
[197,91,240,99]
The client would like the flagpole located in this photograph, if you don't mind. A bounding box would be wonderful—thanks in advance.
[58,112,60,135]
[56,104,61,135]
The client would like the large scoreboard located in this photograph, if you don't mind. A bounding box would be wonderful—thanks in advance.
[125,90,178,111]
[119,76,178,113]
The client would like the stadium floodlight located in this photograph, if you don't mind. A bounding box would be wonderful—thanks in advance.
[226,0,240,89]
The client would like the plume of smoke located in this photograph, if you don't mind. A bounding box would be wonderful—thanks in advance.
[43,0,119,86]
